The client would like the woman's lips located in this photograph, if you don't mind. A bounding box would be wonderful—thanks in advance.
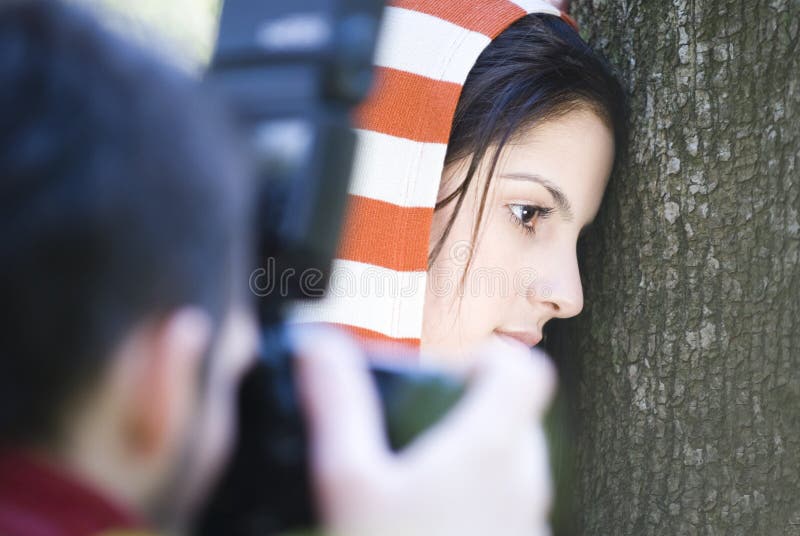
[494,329,543,348]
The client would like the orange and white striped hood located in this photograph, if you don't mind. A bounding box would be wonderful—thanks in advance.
[291,0,577,354]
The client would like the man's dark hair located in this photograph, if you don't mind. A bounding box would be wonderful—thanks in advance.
[0,0,252,445]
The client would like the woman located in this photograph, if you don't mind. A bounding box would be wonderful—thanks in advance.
[292,0,627,361]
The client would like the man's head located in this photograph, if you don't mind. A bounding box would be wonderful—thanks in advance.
[0,0,257,526]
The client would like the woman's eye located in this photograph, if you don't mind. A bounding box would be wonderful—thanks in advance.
[508,204,554,236]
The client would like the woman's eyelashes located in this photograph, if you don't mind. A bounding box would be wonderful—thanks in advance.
[507,204,555,237]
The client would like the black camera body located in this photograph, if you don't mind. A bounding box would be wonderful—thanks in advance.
[195,327,465,535]
[193,2,465,534]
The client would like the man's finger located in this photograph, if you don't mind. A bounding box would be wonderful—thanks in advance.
[290,326,388,474]
[404,338,557,459]
[459,339,557,426]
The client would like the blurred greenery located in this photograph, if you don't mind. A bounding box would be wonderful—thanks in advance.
[69,0,222,68]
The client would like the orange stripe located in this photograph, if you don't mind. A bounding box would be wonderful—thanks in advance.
[337,195,433,272]
[560,12,580,32]
[341,324,421,351]
[354,67,461,144]
[300,321,421,362]
[390,0,526,38]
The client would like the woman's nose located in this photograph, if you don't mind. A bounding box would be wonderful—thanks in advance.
[532,250,584,319]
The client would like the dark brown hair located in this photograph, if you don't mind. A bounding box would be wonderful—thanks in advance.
[429,13,628,266]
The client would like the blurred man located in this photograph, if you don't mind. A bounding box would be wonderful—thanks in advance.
[0,1,556,535]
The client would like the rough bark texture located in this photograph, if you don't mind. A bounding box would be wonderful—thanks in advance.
[561,1,800,534]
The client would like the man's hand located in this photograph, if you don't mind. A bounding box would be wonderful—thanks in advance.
[292,327,556,536]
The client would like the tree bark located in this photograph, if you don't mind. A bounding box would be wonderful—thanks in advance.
[560,1,800,534]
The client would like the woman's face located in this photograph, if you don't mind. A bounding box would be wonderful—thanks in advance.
[422,109,615,359]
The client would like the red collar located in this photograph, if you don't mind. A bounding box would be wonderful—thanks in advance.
[0,449,146,536]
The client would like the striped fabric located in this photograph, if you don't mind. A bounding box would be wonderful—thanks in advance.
[290,0,578,354]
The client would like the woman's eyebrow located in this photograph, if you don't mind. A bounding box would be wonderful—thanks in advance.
[500,172,574,222]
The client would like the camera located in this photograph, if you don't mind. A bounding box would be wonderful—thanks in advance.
[192,1,466,534]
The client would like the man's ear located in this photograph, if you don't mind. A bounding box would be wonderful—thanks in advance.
[122,308,213,459]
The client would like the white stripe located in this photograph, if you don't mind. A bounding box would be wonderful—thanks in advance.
[288,259,427,339]
[509,0,562,16]
[374,7,490,84]
[348,129,446,208]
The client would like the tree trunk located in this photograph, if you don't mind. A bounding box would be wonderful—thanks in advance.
[559,1,800,534]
